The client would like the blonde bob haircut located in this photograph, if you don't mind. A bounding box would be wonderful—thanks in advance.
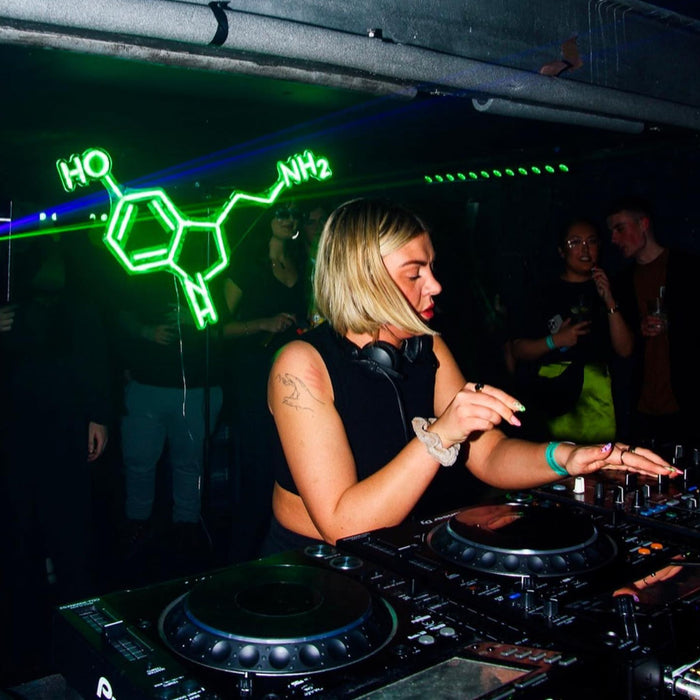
[313,198,437,337]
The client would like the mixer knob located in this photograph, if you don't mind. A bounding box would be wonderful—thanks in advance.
[614,485,625,509]
[544,597,559,619]
[614,594,639,644]
[594,481,606,506]
[573,476,585,494]
[674,443,685,465]
[625,472,638,491]
[633,489,642,511]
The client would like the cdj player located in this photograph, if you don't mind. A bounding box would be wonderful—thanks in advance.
[53,471,700,699]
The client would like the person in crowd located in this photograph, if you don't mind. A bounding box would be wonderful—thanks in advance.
[0,239,109,684]
[223,203,310,561]
[509,217,633,442]
[262,199,672,552]
[118,270,223,557]
[301,202,329,327]
[607,195,700,447]
[302,203,328,254]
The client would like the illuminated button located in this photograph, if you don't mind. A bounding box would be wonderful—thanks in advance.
[269,646,291,669]
[650,542,664,550]
[528,556,545,573]
[330,555,362,570]
[210,640,232,662]
[189,633,207,655]
[571,553,585,568]
[418,634,435,645]
[304,543,336,558]
[238,645,260,668]
[551,555,567,572]
[504,554,520,571]
[637,547,651,556]
[327,638,349,661]
[439,626,457,638]
[479,551,497,567]
[460,547,477,563]
[299,644,322,668]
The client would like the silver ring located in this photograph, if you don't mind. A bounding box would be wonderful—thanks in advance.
[620,448,629,466]
[474,382,485,392]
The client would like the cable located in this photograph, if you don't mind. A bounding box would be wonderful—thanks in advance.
[373,365,410,445]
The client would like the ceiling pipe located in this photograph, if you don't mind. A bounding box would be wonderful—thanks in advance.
[0,25,418,99]
[1,0,699,130]
[472,98,645,134]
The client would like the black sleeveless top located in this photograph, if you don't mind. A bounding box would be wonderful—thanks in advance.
[272,323,475,519]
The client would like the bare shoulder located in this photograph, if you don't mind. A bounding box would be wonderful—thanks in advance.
[432,333,452,359]
[268,340,333,415]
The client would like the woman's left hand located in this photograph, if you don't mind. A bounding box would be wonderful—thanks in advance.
[564,442,676,479]
[591,267,613,306]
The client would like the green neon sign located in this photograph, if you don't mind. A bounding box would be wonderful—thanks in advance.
[56,148,332,329]
[423,161,569,186]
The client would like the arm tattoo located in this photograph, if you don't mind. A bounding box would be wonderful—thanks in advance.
[275,373,324,412]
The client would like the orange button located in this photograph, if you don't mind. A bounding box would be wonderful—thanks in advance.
[650,542,664,550]
[637,547,651,556]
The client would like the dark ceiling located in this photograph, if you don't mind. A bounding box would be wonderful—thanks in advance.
[1,0,700,225]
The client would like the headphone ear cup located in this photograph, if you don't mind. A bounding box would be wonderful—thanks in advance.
[353,341,403,379]
[402,336,423,364]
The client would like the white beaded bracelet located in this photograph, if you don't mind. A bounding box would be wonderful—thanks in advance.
[411,417,460,467]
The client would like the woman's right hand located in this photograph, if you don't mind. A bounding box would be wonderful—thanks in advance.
[553,317,590,348]
[259,312,296,334]
[428,382,525,448]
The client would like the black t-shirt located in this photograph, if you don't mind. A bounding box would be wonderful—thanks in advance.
[119,271,224,387]
[510,277,612,366]
[227,255,309,357]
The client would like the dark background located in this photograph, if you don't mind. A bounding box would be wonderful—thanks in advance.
[2,1,700,376]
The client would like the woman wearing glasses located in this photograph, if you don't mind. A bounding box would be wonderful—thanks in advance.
[223,204,310,561]
[510,217,634,443]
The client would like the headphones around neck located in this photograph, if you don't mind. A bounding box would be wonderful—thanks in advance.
[351,336,423,380]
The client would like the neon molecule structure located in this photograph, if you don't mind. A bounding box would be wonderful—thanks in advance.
[56,148,333,329]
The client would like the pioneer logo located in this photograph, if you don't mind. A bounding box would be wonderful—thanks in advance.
[96,676,116,699]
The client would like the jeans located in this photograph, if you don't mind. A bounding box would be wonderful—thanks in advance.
[122,380,223,523]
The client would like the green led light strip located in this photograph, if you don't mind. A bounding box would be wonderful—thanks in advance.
[424,162,569,184]
[56,148,332,329]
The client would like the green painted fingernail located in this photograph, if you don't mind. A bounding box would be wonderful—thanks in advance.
[513,401,526,413]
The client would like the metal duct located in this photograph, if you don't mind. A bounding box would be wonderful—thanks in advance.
[1,0,699,130]
[472,98,645,134]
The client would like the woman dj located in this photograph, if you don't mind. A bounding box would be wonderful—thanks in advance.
[263,199,674,553]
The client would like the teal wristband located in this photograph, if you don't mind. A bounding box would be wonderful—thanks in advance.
[545,334,556,350]
[545,441,569,477]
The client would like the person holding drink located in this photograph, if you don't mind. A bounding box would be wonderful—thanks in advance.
[510,217,633,443]
[607,195,700,447]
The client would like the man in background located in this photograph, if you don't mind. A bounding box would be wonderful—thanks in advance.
[607,196,699,449]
